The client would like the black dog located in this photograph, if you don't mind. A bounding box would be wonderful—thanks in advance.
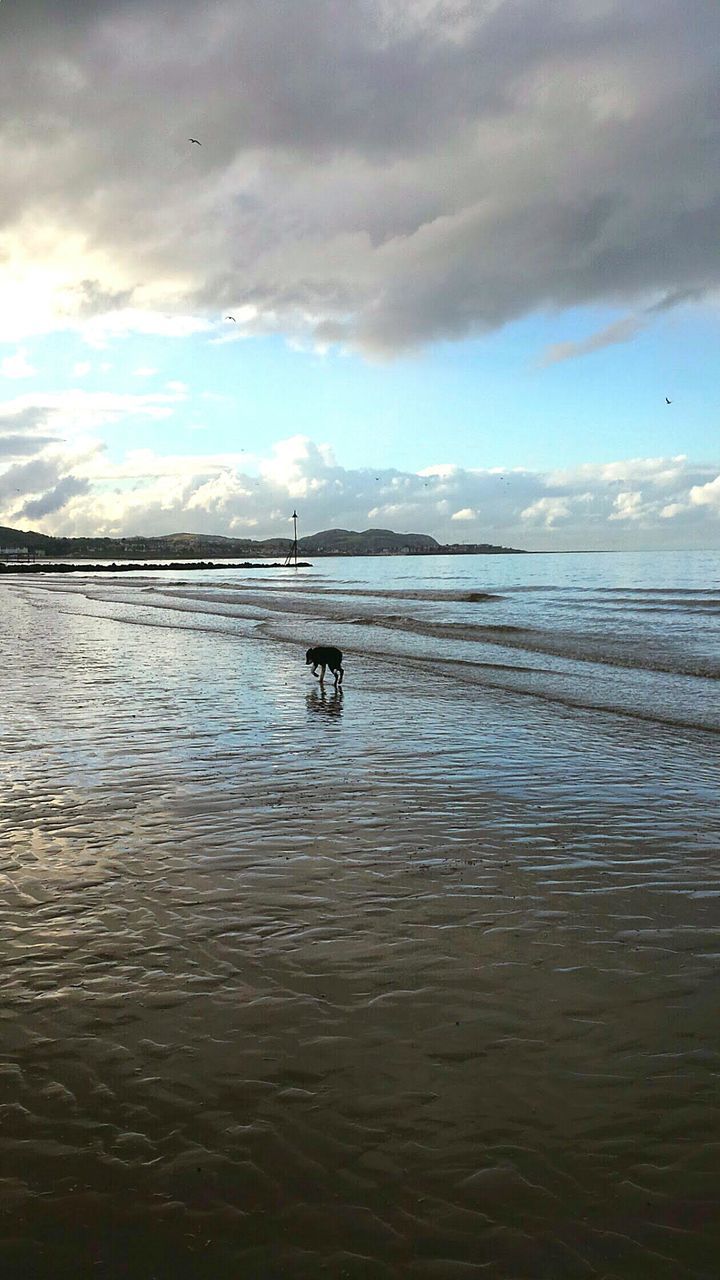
[306,646,344,686]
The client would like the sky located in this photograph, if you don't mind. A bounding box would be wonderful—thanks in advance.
[0,0,719,551]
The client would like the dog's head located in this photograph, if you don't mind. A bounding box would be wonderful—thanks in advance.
[305,648,316,665]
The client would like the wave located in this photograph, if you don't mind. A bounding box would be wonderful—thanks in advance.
[150,581,506,604]
[14,570,720,735]
[25,576,720,682]
[41,594,718,737]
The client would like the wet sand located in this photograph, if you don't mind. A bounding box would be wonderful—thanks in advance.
[1,581,719,1278]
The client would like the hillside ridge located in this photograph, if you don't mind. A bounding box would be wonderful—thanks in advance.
[0,524,525,557]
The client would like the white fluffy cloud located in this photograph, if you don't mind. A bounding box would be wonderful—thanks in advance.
[687,474,720,513]
[0,1,718,351]
[1,405,718,549]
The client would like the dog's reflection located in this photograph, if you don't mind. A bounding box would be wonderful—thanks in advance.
[306,686,344,719]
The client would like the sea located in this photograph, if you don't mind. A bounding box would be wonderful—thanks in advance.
[1,549,718,1279]
[22,546,720,733]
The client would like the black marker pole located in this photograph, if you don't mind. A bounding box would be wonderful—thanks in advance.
[285,510,298,567]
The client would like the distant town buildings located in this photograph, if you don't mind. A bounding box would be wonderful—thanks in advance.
[0,546,44,562]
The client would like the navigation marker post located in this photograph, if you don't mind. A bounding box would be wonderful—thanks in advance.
[285,510,299,568]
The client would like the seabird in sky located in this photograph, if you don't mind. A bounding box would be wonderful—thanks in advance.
[189,138,202,145]
[665,397,672,404]
[226,316,236,322]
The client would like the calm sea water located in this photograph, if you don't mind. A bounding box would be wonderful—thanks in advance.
[31,548,720,733]
[1,550,718,1279]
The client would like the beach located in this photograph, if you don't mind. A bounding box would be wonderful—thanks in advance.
[1,554,719,1278]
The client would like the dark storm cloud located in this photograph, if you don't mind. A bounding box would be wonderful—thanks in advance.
[2,0,719,350]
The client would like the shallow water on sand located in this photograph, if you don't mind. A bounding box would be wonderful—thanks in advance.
[1,563,719,1278]
[28,548,720,733]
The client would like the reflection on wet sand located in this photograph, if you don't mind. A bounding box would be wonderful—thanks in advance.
[1,578,718,1279]
[306,685,344,718]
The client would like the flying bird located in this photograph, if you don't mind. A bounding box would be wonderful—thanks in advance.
[226,316,236,322]
[189,138,202,146]
[665,397,672,404]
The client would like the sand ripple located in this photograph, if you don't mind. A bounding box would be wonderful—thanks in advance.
[0,581,718,1278]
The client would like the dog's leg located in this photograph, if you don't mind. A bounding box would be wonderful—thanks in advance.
[318,663,327,684]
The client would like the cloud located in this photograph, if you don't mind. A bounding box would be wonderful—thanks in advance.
[0,434,60,458]
[548,455,692,489]
[259,435,337,496]
[0,386,188,441]
[538,284,711,365]
[0,384,192,523]
[0,406,60,458]
[0,406,51,433]
[539,315,647,366]
[1,349,38,379]
[0,455,74,509]
[82,310,211,347]
[1,421,716,550]
[685,474,720,513]
[608,489,646,521]
[520,496,573,527]
[16,475,90,519]
[0,1,718,350]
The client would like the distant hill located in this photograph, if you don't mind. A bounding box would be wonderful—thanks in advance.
[298,528,440,554]
[0,524,525,559]
[0,525,57,551]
